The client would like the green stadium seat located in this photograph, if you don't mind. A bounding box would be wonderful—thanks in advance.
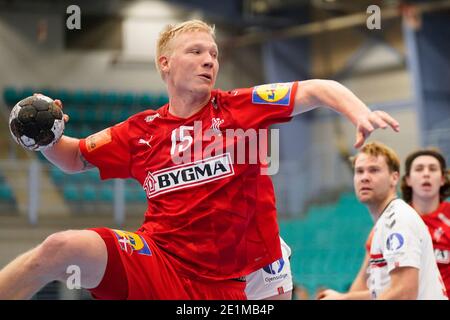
[104,92,118,105]
[73,90,88,105]
[3,87,18,105]
[54,89,71,103]
[81,184,97,201]
[99,185,113,202]
[63,184,80,201]
[139,94,154,107]
[85,91,102,105]
[67,108,82,122]
[0,184,13,200]
[156,94,168,107]
[120,93,135,107]
[21,87,34,99]
[86,170,100,183]
[50,167,65,185]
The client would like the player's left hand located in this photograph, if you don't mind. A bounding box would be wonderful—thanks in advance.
[354,110,400,148]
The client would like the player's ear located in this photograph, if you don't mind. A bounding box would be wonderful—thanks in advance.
[391,171,400,187]
[159,55,169,74]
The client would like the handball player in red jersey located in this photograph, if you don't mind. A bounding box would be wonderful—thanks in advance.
[401,149,450,293]
[0,20,400,299]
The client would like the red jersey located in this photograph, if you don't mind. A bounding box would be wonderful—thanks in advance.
[79,83,298,281]
[421,201,450,293]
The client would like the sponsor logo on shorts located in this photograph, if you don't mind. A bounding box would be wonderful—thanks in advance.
[252,82,293,106]
[263,258,288,284]
[113,229,152,256]
[143,153,234,198]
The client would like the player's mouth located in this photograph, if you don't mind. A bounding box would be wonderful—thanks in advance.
[198,73,212,81]
[359,187,372,193]
[421,181,432,189]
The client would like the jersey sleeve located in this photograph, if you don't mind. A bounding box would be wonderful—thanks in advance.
[382,209,422,273]
[79,120,131,179]
[221,81,298,129]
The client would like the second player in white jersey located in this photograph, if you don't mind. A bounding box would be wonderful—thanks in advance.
[369,198,447,299]
[245,237,293,300]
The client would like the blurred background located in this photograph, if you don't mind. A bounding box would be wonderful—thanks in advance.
[0,0,449,299]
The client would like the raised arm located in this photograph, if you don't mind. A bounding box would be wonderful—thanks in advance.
[292,79,400,148]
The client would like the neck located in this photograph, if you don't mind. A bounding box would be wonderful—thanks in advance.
[368,192,398,221]
[167,88,211,119]
[411,194,440,215]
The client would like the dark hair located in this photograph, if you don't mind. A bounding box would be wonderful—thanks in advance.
[401,149,450,203]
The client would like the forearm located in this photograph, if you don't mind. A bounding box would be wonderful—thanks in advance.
[377,286,417,300]
[41,135,84,173]
[341,290,371,300]
[349,279,368,292]
[307,80,371,125]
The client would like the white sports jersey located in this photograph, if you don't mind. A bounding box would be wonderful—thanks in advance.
[368,199,447,300]
[245,237,293,300]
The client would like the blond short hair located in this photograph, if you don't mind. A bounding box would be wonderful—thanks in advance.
[155,20,215,78]
[350,141,400,173]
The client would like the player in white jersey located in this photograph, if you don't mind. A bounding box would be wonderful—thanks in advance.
[368,198,446,299]
[318,142,447,300]
[245,237,293,300]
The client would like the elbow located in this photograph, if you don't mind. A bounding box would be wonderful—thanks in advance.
[58,151,83,174]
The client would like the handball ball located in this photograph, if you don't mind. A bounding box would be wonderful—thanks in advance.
[9,94,65,151]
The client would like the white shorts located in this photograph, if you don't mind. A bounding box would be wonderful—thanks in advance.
[245,237,293,300]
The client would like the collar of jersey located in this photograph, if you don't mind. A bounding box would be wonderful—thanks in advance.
[162,90,218,122]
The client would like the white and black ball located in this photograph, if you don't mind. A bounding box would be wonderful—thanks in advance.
[9,94,64,151]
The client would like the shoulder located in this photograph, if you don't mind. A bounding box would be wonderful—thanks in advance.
[215,87,251,101]
[442,201,450,215]
[122,109,161,128]
[382,199,423,229]
[386,199,416,217]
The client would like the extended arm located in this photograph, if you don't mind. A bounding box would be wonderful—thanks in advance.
[292,79,400,148]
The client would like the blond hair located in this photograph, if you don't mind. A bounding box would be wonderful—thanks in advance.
[155,20,215,78]
[350,141,400,173]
